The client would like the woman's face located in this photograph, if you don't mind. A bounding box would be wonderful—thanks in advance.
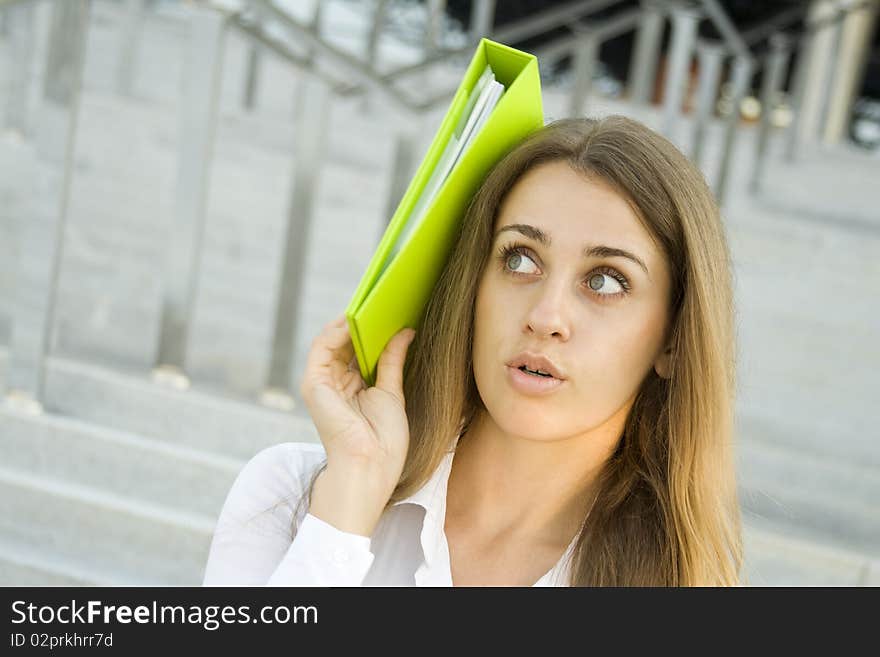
[472,160,673,441]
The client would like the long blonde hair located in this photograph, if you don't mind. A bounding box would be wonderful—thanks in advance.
[391,115,741,585]
[299,115,741,585]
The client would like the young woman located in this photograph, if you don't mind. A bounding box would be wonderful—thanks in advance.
[203,115,742,587]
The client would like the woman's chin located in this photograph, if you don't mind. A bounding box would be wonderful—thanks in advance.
[488,403,566,439]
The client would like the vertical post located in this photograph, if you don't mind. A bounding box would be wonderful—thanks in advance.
[360,0,390,115]
[297,2,323,111]
[4,0,91,413]
[242,1,265,111]
[44,1,87,104]
[154,7,226,384]
[4,2,36,136]
[366,0,390,63]
[714,55,753,206]
[815,6,844,145]
[822,0,880,144]
[569,30,600,118]
[796,0,839,145]
[749,34,790,195]
[661,3,700,141]
[380,129,418,239]
[425,0,447,56]
[243,45,261,110]
[628,0,665,105]
[116,0,146,96]
[265,74,331,404]
[309,0,323,60]
[470,0,496,41]
[690,42,724,168]
[784,29,816,163]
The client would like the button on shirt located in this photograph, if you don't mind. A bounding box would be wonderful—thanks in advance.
[203,439,577,587]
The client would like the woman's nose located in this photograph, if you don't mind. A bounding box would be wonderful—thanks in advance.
[524,280,571,340]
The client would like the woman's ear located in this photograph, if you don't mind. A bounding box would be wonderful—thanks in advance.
[654,343,673,379]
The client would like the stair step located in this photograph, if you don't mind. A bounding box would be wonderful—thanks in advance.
[40,355,321,461]
[736,416,880,557]
[1,384,876,586]
[0,536,112,586]
[743,520,878,586]
[0,466,214,585]
[0,405,243,518]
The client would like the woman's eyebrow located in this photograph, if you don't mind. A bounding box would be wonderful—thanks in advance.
[495,223,650,277]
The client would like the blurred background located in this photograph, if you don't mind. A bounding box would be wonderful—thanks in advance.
[0,0,877,586]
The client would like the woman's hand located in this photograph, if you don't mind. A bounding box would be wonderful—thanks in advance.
[298,314,416,536]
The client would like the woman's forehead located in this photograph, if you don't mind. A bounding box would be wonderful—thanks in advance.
[495,161,656,256]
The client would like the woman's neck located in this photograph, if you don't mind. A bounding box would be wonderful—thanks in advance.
[446,409,623,548]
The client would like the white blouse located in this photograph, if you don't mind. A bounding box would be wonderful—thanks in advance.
[203,436,577,587]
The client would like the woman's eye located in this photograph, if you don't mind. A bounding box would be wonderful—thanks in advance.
[504,250,539,275]
[499,245,630,298]
[587,272,624,295]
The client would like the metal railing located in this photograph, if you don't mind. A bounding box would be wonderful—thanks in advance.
[1,0,875,415]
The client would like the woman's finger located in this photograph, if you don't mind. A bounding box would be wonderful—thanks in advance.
[339,368,366,397]
[375,328,416,403]
[326,314,346,329]
[304,326,354,381]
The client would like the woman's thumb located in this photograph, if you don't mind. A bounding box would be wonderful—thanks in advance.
[374,328,416,399]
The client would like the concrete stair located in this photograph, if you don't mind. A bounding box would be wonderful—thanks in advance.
[0,405,244,518]
[0,351,321,585]
[742,522,879,586]
[1,351,877,585]
[0,465,214,585]
[38,355,320,460]
[737,418,880,558]
[0,538,109,586]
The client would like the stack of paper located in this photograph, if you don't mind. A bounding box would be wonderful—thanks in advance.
[387,66,505,265]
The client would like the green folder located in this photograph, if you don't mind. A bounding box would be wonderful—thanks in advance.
[345,39,544,386]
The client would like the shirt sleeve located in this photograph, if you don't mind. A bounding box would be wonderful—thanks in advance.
[202,443,376,586]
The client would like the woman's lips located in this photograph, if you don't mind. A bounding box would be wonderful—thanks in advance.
[506,365,565,396]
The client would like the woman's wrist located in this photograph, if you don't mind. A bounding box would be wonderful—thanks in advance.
[307,463,394,538]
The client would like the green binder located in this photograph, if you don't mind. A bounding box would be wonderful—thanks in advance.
[345,39,544,386]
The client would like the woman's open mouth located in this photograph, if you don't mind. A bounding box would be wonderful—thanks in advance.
[519,365,552,377]
[506,365,564,396]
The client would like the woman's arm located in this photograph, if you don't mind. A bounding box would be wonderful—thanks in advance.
[203,314,415,586]
[297,315,416,536]
[202,444,376,586]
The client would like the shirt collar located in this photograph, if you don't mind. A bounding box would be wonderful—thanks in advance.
[389,432,578,585]
[390,435,460,584]
[390,433,460,514]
